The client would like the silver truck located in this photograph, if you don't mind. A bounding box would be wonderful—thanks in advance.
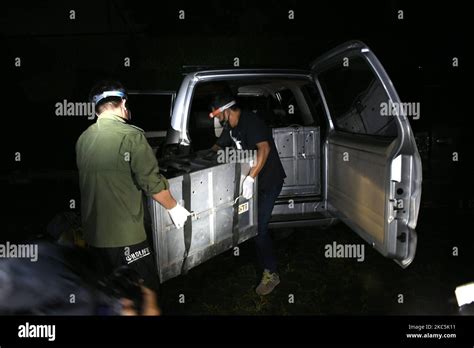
[128,41,422,283]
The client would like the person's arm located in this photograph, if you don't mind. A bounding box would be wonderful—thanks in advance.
[241,115,273,199]
[128,131,190,227]
[196,128,228,156]
[249,141,271,178]
[129,132,172,202]
[212,126,232,151]
[246,115,273,178]
[151,189,176,210]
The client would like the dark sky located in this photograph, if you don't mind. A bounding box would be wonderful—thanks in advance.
[0,0,470,171]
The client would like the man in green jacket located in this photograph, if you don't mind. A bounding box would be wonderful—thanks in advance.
[76,80,190,291]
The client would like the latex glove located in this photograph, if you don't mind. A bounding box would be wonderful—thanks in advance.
[242,176,255,200]
[167,203,191,229]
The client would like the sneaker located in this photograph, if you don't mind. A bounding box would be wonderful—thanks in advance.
[255,269,280,295]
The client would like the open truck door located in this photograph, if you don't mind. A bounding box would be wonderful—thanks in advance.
[311,41,422,267]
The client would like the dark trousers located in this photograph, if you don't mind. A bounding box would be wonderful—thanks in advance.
[90,239,160,293]
[255,180,283,274]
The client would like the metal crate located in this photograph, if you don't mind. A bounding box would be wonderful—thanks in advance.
[148,161,257,283]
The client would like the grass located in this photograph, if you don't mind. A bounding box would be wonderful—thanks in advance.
[158,208,473,315]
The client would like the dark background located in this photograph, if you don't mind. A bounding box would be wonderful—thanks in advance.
[0,0,472,315]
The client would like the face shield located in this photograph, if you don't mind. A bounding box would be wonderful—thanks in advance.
[209,100,236,127]
[92,89,129,119]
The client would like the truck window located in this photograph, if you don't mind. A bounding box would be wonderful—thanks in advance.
[318,56,398,137]
[237,95,281,127]
[127,94,173,132]
[188,92,218,151]
[188,78,325,151]
[276,88,304,126]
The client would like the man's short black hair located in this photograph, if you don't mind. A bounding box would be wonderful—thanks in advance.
[209,93,239,111]
[89,80,126,114]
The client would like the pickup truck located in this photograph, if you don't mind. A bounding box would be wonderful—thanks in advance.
[127,41,422,283]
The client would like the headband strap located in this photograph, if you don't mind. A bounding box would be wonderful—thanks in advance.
[209,100,236,118]
[92,90,126,104]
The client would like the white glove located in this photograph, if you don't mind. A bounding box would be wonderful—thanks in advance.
[167,203,191,229]
[242,176,255,200]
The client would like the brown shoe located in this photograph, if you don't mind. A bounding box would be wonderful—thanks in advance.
[255,269,280,295]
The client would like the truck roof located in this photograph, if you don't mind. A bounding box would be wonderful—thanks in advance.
[188,68,312,79]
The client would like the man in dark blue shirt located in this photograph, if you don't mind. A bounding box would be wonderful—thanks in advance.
[209,94,286,295]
